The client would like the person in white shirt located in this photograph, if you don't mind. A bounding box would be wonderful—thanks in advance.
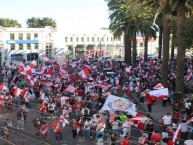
[121,119,134,138]
[184,136,193,145]
[96,120,105,138]
[111,119,119,133]
[162,113,172,131]
[83,119,91,139]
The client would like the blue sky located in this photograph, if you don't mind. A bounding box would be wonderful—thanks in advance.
[0,0,110,33]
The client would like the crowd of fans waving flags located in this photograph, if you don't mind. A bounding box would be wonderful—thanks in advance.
[0,55,192,144]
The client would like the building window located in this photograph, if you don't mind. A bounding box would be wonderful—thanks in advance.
[107,37,109,41]
[11,54,23,61]
[45,43,52,58]
[101,37,104,42]
[111,37,113,41]
[19,44,23,50]
[70,37,73,42]
[34,33,38,39]
[92,37,94,42]
[65,37,68,42]
[81,37,84,42]
[10,44,15,50]
[97,37,99,42]
[49,43,52,48]
[27,33,31,40]
[27,44,31,50]
[27,53,38,61]
[87,37,89,42]
[76,37,79,42]
[34,43,38,49]
[140,43,143,47]
[18,33,23,40]
[10,33,15,40]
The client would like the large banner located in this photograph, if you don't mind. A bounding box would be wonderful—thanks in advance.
[148,88,169,99]
[101,95,136,112]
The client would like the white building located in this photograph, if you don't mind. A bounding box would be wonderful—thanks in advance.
[0,26,56,64]
[63,29,158,58]
[64,30,124,58]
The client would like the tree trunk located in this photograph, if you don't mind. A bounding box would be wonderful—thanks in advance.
[176,3,186,95]
[144,34,148,61]
[161,13,170,87]
[124,33,131,65]
[0,64,2,83]
[171,33,175,61]
[158,26,163,59]
[132,31,137,67]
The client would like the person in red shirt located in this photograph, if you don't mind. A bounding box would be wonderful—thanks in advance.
[39,101,47,120]
[163,138,174,145]
[146,93,153,112]
[50,121,63,142]
[121,136,130,145]
[151,130,162,144]
[72,101,83,113]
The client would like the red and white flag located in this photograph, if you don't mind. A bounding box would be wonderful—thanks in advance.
[173,123,181,142]
[18,62,25,71]
[0,83,7,91]
[153,83,164,90]
[59,115,69,127]
[20,65,33,75]
[65,85,76,93]
[148,88,168,100]
[14,88,23,96]
[40,91,45,100]
[131,113,148,123]
[79,68,90,78]
[27,76,37,85]
[41,54,50,62]
[0,95,6,109]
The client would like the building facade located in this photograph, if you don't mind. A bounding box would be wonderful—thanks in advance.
[0,26,56,64]
[63,30,158,58]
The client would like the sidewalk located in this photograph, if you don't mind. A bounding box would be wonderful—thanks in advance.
[131,93,173,123]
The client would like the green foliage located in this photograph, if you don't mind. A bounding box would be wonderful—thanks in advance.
[0,18,21,27]
[26,17,56,28]
[170,15,193,50]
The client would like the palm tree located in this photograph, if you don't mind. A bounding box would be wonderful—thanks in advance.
[136,0,193,94]
[106,0,156,67]
[106,0,132,65]
[161,12,170,87]
[143,23,157,61]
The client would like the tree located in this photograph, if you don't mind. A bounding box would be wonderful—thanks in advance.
[106,0,155,67]
[106,0,132,65]
[142,17,157,61]
[137,0,193,94]
[161,12,170,87]
[26,17,56,28]
[0,18,21,27]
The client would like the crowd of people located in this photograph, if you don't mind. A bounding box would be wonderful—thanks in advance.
[0,55,192,145]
